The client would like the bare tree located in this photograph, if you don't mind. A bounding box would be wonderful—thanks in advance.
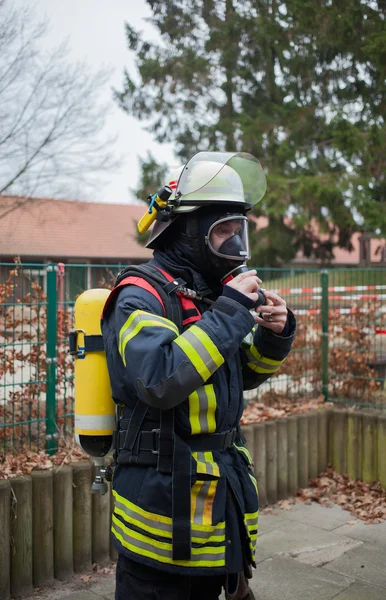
[0,3,119,218]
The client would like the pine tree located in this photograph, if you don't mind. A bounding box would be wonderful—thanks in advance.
[117,0,386,265]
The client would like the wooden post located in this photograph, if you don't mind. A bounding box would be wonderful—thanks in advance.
[73,462,93,572]
[378,415,386,489]
[277,419,288,500]
[53,466,74,580]
[318,409,330,474]
[265,421,278,505]
[331,409,347,474]
[92,466,111,566]
[287,415,299,496]
[362,413,377,484]
[32,471,54,586]
[347,413,362,481]
[308,411,318,480]
[253,423,267,508]
[297,414,309,489]
[10,476,33,597]
[0,480,11,600]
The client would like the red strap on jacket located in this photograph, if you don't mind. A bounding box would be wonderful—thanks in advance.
[102,267,201,326]
[102,276,166,317]
[152,267,201,325]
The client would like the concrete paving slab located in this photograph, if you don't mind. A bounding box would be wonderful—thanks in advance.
[282,538,363,567]
[255,519,360,558]
[61,593,101,600]
[333,581,386,600]
[87,578,115,597]
[323,542,386,589]
[258,512,290,535]
[335,518,386,545]
[249,556,353,600]
[276,502,355,531]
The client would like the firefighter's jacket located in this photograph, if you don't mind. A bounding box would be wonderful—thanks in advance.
[102,259,296,576]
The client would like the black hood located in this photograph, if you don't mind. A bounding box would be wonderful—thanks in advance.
[153,205,247,297]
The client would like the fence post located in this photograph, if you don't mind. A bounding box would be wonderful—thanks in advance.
[46,264,58,455]
[321,269,329,403]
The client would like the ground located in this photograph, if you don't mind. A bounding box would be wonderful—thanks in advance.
[20,501,386,600]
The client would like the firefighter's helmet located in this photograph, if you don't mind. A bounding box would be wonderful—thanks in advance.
[146,151,266,249]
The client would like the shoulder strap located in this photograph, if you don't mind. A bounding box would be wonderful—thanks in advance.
[152,266,201,327]
[102,264,183,332]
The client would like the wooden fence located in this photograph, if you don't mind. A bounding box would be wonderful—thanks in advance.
[0,408,385,599]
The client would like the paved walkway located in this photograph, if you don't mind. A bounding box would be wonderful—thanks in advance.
[32,503,386,600]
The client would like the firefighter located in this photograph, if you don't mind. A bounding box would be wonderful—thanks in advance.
[101,152,296,600]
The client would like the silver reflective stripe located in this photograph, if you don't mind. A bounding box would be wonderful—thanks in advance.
[121,312,178,348]
[114,497,172,537]
[182,329,219,373]
[75,414,115,431]
[114,493,225,540]
[197,387,209,432]
[245,516,258,529]
[193,480,211,525]
[195,451,216,477]
[112,515,225,563]
[246,350,279,371]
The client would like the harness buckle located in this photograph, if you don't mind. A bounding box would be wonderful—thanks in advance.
[151,428,160,454]
[224,429,237,450]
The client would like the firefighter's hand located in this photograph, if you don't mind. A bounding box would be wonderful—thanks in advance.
[254,290,287,334]
[225,270,262,305]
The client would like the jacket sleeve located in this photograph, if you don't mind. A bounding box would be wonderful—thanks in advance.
[241,308,297,390]
[111,285,255,410]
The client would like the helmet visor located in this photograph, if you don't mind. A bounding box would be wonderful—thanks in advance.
[176,152,266,207]
[206,215,250,261]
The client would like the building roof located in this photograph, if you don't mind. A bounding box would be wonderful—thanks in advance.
[0,196,152,261]
[249,215,386,265]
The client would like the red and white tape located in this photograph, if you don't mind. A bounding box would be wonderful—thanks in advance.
[271,284,386,296]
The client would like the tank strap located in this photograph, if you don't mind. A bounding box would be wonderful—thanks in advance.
[69,331,104,357]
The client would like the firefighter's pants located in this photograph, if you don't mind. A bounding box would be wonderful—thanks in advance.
[115,554,224,600]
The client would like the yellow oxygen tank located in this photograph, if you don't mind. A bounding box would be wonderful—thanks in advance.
[71,288,115,494]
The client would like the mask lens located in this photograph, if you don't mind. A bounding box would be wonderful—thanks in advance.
[208,216,250,261]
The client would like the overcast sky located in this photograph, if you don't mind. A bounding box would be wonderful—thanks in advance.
[17,0,177,204]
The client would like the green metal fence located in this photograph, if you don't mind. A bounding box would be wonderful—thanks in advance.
[1,262,385,457]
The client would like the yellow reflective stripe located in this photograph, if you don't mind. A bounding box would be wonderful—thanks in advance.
[119,310,178,351]
[189,326,224,367]
[114,504,172,539]
[245,510,259,522]
[192,451,220,477]
[173,326,224,381]
[188,384,217,435]
[113,490,172,525]
[119,310,178,365]
[206,385,216,433]
[191,479,218,526]
[202,480,218,526]
[191,480,204,522]
[204,451,220,477]
[248,472,258,495]
[249,346,283,366]
[112,516,225,567]
[246,345,284,373]
[189,390,201,434]
[247,362,281,374]
[113,490,224,535]
[234,443,253,465]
